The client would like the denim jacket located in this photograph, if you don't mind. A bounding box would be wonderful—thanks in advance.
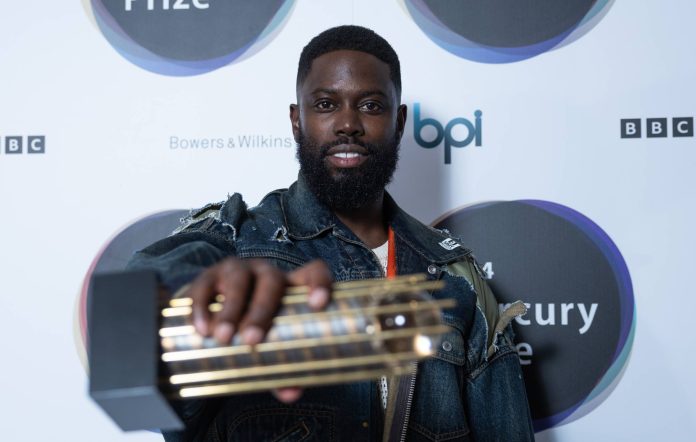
[128,176,535,442]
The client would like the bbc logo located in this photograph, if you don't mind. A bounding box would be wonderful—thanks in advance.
[621,117,693,138]
[1,136,46,154]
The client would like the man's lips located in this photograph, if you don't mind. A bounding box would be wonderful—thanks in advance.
[325,144,369,156]
[325,144,369,168]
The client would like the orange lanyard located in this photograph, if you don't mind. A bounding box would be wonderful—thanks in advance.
[387,227,397,279]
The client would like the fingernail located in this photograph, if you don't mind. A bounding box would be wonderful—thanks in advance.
[194,316,209,336]
[242,326,264,345]
[308,287,329,310]
[214,322,234,345]
[274,387,303,404]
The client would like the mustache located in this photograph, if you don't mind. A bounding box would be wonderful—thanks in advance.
[319,137,378,156]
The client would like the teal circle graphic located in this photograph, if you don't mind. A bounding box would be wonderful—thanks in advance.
[402,0,614,63]
[434,200,635,431]
[90,0,295,76]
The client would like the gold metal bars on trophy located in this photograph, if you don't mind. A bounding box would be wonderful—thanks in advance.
[158,274,455,398]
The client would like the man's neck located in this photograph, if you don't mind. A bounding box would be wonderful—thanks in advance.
[334,192,388,249]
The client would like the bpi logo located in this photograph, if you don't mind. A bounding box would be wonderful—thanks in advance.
[413,103,482,164]
[1,136,46,154]
[434,200,635,432]
[86,0,294,76]
[621,117,693,138]
[400,0,614,63]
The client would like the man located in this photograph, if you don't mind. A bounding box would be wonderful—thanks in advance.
[128,25,534,441]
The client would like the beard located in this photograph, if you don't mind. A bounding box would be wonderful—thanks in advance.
[296,130,400,212]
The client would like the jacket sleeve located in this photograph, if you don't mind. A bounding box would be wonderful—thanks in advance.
[126,194,246,289]
[447,258,536,442]
[126,230,234,290]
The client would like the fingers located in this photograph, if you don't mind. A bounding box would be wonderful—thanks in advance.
[189,258,288,345]
[238,260,285,345]
[212,260,253,343]
[287,260,333,311]
[189,270,217,336]
[188,258,333,347]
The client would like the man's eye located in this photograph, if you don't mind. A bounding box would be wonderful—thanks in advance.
[315,100,335,110]
[360,102,383,112]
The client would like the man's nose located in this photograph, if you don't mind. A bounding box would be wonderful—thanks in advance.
[334,108,364,138]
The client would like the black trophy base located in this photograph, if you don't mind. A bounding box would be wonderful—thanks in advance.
[88,270,183,431]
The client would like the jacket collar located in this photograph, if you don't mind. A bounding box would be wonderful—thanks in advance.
[384,193,472,264]
[280,174,471,264]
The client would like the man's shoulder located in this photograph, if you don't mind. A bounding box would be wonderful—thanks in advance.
[172,188,290,239]
[389,199,474,265]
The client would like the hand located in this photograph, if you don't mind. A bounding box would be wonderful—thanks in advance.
[187,258,333,403]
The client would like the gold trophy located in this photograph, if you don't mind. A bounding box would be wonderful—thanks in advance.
[89,271,453,431]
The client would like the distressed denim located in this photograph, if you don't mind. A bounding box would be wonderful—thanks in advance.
[128,175,535,441]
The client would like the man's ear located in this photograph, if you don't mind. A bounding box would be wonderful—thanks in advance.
[289,104,300,142]
[396,104,408,141]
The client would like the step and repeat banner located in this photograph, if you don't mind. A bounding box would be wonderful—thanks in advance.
[1,1,694,441]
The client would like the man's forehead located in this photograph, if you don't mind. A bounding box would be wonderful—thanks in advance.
[300,50,393,93]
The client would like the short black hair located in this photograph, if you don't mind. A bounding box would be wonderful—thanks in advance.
[296,25,402,99]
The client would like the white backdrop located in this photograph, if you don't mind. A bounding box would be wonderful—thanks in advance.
[1,1,694,440]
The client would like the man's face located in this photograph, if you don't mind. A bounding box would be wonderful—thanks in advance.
[290,50,407,211]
